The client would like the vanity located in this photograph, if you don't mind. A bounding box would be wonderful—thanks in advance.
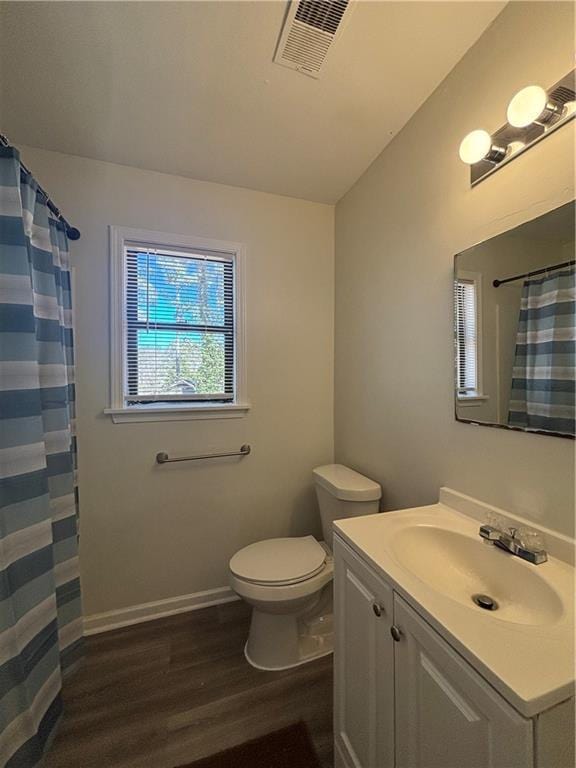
[333,488,575,768]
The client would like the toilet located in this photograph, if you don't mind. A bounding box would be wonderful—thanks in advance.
[229,464,381,670]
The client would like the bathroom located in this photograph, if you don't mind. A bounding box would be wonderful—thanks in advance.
[0,1,574,766]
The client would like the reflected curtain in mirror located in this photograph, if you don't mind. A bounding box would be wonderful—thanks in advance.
[508,266,575,434]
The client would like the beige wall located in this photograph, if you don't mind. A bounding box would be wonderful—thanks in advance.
[20,146,335,615]
[334,2,575,536]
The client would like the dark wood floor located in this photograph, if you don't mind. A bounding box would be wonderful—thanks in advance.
[46,600,334,768]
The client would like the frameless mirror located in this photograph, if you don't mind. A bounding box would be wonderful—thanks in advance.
[454,201,575,438]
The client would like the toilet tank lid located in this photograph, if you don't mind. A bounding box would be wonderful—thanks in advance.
[313,464,381,502]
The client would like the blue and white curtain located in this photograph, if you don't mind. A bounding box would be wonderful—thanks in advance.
[508,265,576,435]
[0,146,82,766]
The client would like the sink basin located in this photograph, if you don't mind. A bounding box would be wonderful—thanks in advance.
[334,492,575,716]
[390,525,564,626]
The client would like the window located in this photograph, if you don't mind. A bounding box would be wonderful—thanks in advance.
[125,248,234,403]
[454,272,483,400]
[107,228,247,422]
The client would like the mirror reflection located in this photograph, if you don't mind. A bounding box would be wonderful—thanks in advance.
[454,202,575,438]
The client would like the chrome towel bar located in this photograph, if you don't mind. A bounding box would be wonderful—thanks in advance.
[156,444,251,464]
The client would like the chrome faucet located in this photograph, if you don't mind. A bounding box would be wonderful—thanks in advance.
[479,524,547,565]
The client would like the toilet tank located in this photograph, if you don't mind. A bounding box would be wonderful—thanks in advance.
[312,464,381,547]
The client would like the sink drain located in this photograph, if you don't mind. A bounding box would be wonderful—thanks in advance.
[472,594,499,611]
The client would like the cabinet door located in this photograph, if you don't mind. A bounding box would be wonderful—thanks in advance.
[334,536,395,768]
[394,595,533,768]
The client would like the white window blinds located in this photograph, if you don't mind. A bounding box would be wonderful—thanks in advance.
[454,278,478,395]
[124,246,235,403]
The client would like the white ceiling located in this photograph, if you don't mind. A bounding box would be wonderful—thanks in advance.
[0,1,506,203]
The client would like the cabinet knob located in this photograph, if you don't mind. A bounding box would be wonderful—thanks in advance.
[372,603,383,617]
[390,625,403,642]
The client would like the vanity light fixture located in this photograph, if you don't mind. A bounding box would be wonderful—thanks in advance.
[506,85,563,128]
[459,130,524,166]
[460,68,575,186]
[459,130,506,165]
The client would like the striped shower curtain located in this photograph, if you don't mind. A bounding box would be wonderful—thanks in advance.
[508,265,575,435]
[0,146,82,766]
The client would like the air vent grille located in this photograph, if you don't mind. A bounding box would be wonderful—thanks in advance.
[295,0,349,34]
[283,22,332,72]
[274,0,353,79]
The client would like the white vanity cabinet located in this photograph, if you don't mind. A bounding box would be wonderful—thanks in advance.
[393,596,532,768]
[334,533,395,768]
[334,535,548,768]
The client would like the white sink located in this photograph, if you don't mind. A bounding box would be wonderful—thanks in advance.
[389,525,564,626]
[333,489,575,717]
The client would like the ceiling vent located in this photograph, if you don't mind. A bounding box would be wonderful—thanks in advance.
[274,0,353,79]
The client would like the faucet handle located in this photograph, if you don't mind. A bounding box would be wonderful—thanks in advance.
[519,527,545,552]
[487,513,507,531]
[479,524,500,541]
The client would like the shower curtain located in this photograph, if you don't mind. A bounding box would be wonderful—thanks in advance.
[508,265,576,434]
[0,146,82,766]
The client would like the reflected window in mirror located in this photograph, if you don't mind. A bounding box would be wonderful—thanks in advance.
[454,271,485,403]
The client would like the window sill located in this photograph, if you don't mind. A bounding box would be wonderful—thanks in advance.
[104,403,251,423]
[456,395,489,407]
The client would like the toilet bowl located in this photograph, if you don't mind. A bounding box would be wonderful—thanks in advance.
[229,464,381,671]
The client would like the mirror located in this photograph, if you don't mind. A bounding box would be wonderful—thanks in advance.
[454,202,575,438]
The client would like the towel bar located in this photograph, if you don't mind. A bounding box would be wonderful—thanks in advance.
[156,444,251,464]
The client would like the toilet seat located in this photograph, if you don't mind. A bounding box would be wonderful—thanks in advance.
[229,536,326,586]
[229,555,333,606]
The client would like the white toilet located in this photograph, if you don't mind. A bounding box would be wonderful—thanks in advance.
[229,464,381,670]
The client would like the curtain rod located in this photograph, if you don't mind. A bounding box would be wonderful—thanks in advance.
[493,259,575,288]
[0,134,81,241]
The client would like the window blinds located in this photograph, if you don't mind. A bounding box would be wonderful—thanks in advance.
[125,247,234,403]
[454,279,478,395]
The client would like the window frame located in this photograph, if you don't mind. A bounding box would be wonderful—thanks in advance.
[106,226,248,423]
[454,270,487,406]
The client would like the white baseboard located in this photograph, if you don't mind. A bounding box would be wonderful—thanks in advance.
[83,586,240,636]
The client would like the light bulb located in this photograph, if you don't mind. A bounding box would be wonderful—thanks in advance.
[507,85,551,127]
[506,140,525,158]
[459,130,492,164]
